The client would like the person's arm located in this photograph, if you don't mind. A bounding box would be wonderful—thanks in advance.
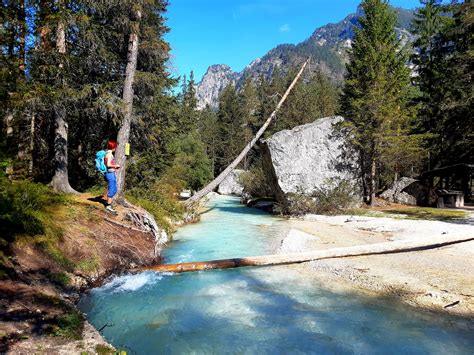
[105,152,120,169]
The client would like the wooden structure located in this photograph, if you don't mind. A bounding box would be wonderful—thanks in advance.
[421,164,474,203]
[143,235,474,274]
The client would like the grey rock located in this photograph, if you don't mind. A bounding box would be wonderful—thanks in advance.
[217,169,245,196]
[380,177,429,206]
[261,116,359,202]
[195,64,240,110]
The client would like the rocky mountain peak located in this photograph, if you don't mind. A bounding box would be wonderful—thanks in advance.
[195,64,240,110]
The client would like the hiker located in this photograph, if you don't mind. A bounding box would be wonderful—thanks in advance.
[103,140,120,214]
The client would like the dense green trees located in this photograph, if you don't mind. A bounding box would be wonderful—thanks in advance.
[208,67,340,179]
[412,0,473,169]
[1,0,471,209]
[340,0,423,205]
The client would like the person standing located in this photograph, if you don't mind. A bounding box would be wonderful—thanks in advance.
[103,140,120,214]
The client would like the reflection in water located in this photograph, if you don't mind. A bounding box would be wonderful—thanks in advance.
[79,196,474,354]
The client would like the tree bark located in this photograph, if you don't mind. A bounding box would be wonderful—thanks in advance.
[142,234,474,273]
[29,114,35,175]
[115,9,142,201]
[184,59,309,207]
[50,106,76,193]
[369,158,376,206]
[50,3,76,194]
[18,0,26,73]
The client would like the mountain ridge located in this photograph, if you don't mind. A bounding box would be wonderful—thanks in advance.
[195,6,415,110]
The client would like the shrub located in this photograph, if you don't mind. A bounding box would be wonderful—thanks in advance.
[51,311,84,339]
[275,179,358,216]
[238,161,273,198]
[127,179,185,234]
[0,177,68,246]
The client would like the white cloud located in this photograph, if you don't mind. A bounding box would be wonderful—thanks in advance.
[279,23,291,33]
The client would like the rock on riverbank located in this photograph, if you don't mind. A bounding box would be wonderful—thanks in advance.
[260,116,359,203]
[217,169,245,196]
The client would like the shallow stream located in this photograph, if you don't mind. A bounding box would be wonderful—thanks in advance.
[79,195,474,354]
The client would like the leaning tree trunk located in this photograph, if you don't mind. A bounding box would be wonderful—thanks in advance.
[184,59,309,207]
[115,8,142,202]
[50,9,77,194]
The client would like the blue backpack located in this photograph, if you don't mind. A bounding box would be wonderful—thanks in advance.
[95,150,107,175]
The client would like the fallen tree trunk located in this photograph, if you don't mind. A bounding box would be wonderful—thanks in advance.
[184,59,310,207]
[142,234,474,273]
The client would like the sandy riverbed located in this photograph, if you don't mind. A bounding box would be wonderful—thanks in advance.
[277,214,474,318]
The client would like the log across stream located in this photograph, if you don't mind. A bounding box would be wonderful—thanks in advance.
[143,235,474,273]
[79,196,474,354]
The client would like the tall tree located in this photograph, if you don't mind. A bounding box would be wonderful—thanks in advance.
[411,0,452,169]
[216,83,245,173]
[115,4,142,200]
[50,0,77,193]
[340,0,420,205]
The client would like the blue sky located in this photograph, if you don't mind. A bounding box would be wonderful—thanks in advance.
[165,0,423,83]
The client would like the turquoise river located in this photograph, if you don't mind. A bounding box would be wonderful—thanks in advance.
[79,195,474,354]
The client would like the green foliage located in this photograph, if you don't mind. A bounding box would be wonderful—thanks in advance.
[383,207,468,221]
[51,311,84,340]
[127,182,185,234]
[49,272,71,287]
[340,0,423,203]
[238,161,273,198]
[95,344,116,355]
[412,1,473,168]
[165,134,213,191]
[75,257,99,273]
[0,177,68,244]
[275,179,358,216]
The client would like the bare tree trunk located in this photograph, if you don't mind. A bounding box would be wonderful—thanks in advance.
[51,106,76,193]
[18,0,26,73]
[184,59,309,207]
[143,234,474,273]
[38,0,51,50]
[369,158,376,206]
[115,9,142,202]
[29,114,35,175]
[50,4,76,193]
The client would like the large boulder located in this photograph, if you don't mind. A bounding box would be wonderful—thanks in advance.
[217,169,245,196]
[380,177,430,206]
[260,116,359,203]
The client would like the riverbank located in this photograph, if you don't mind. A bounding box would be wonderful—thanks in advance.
[279,213,474,319]
[1,194,163,353]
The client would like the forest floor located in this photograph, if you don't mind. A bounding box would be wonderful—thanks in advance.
[1,194,159,354]
[278,208,474,320]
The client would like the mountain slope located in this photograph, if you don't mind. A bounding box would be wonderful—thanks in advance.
[195,6,415,110]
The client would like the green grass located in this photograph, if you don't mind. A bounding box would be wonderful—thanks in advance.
[95,344,116,354]
[382,207,468,221]
[51,310,84,340]
[75,257,99,273]
[48,272,71,287]
[127,192,185,235]
[347,206,468,221]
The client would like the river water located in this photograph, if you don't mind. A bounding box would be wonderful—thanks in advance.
[79,195,474,354]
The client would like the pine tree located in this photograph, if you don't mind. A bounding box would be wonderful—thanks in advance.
[238,77,259,169]
[216,84,245,173]
[412,0,473,168]
[411,0,452,169]
[340,0,421,205]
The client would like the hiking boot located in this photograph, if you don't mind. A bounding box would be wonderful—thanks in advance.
[105,205,118,215]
